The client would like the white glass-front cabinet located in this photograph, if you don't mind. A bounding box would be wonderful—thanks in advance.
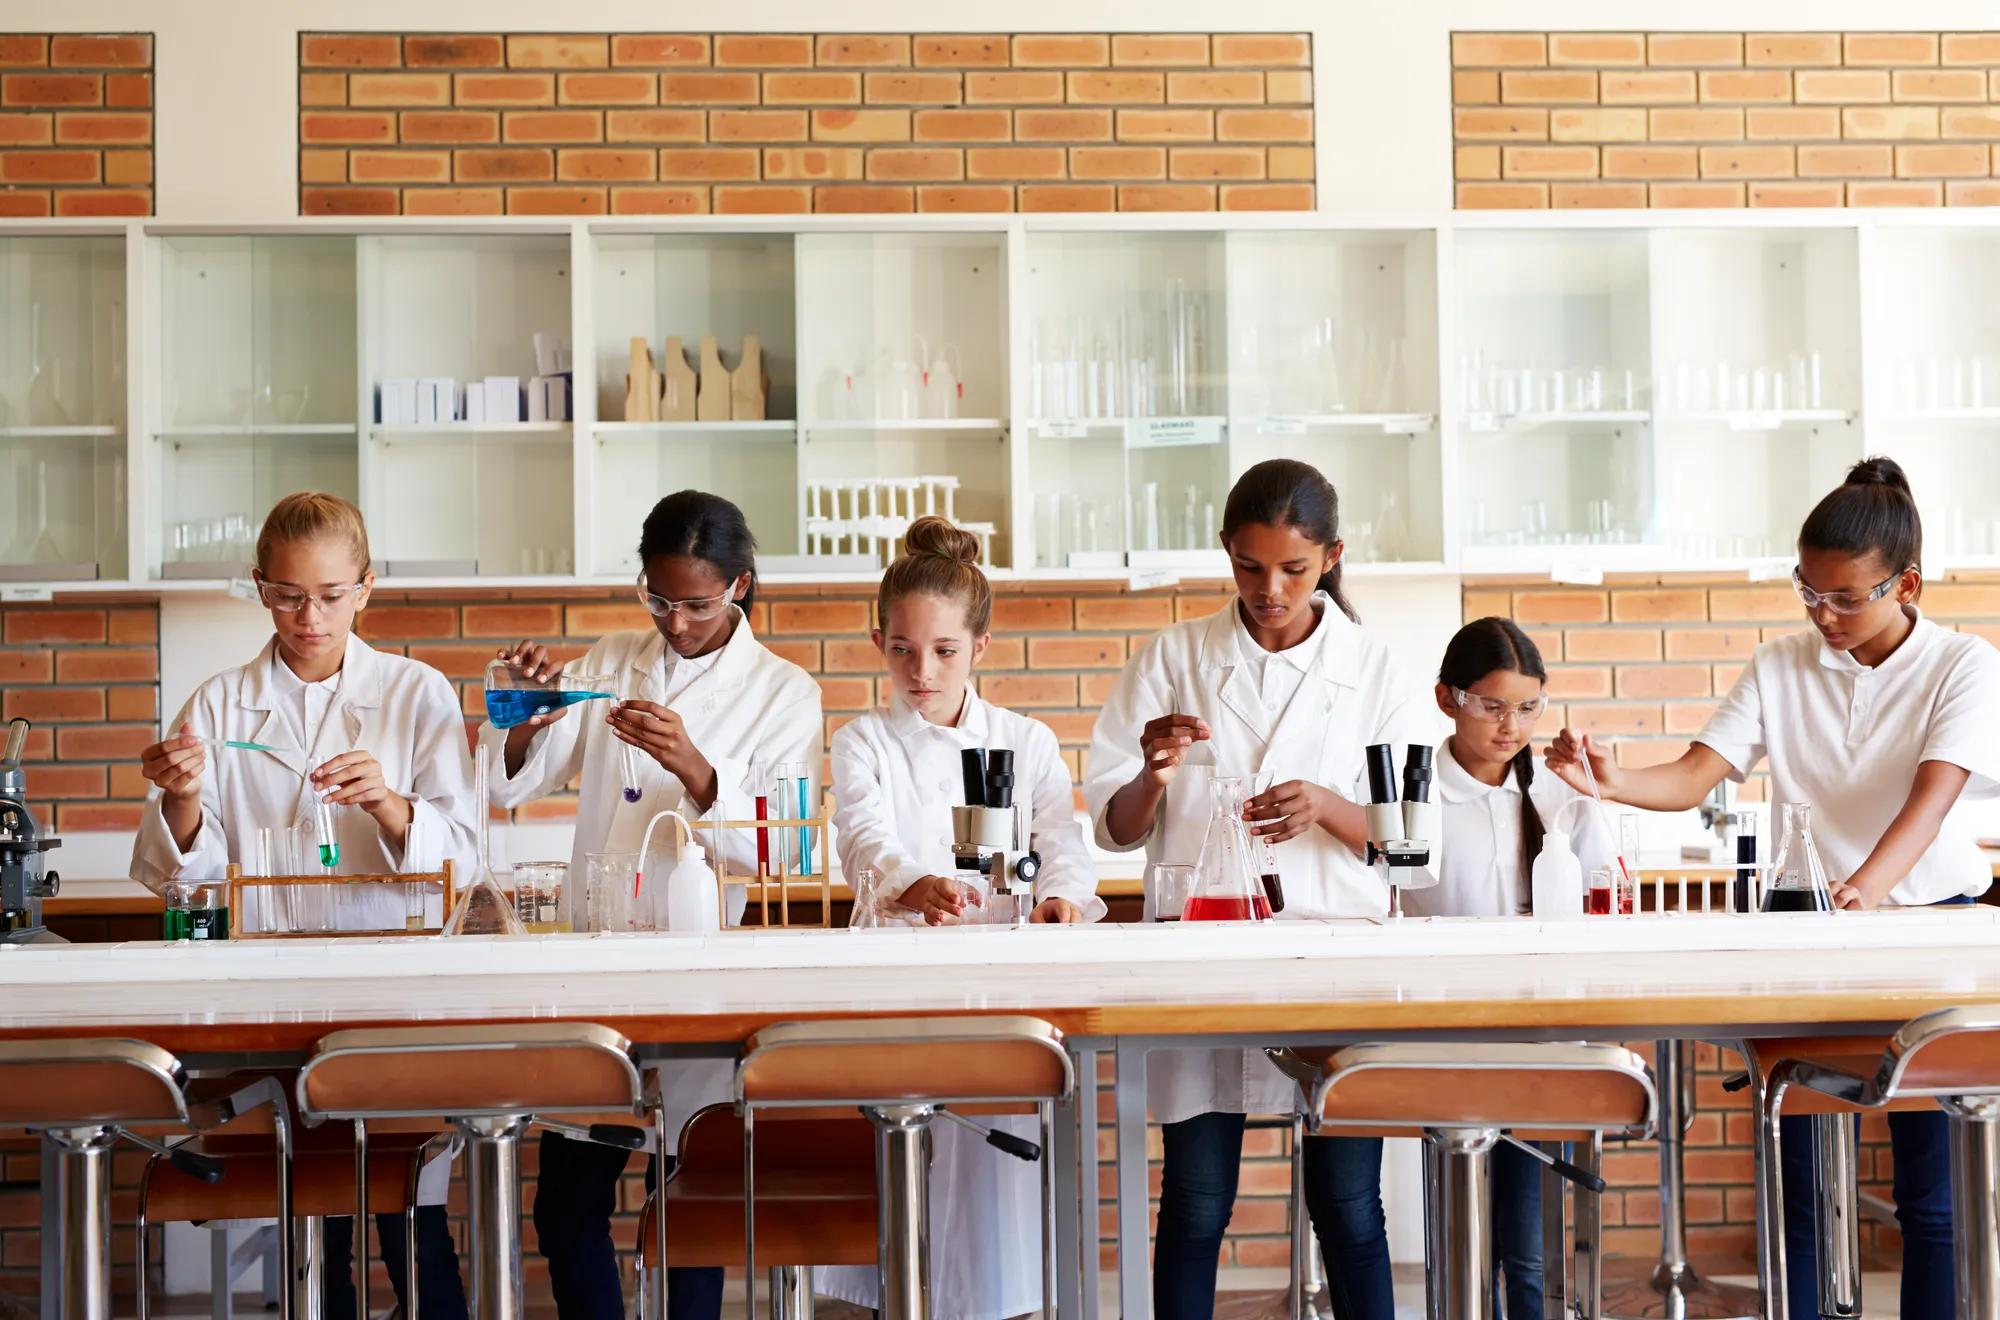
[0,235,126,580]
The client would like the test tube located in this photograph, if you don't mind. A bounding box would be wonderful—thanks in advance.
[793,762,813,875]
[314,793,339,871]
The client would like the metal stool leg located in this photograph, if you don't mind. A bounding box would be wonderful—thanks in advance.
[48,1126,117,1320]
[866,1104,934,1320]
[1431,1128,1499,1320]
[1573,1136,1604,1320]
[459,1116,527,1320]
[1289,1117,1312,1320]
[1947,1097,2000,1319]
[1809,1114,1861,1320]
[295,1217,327,1320]
[1540,1144,1569,1320]
[768,1266,813,1320]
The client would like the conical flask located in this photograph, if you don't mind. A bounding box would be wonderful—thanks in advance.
[444,742,526,937]
[1760,801,1835,914]
[1186,775,1270,922]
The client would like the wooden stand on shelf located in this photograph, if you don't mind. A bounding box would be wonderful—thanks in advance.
[624,337,659,423]
[696,334,729,422]
[223,860,456,938]
[662,335,696,421]
[707,809,834,929]
[730,333,767,421]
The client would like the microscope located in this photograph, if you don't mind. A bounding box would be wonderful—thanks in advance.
[0,719,62,943]
[951,748,1042,925]
[1363,743,1436,919]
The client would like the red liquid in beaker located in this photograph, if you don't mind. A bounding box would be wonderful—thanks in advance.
[1184,894,1274,922]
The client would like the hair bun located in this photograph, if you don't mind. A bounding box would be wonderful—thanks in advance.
[902,515,981,564]
[1846,456,1911,494]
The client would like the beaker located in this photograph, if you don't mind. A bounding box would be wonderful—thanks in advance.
[585,851,646,932]
[483,658,619,730]
[513,861,570,933]
[163,882,230,942]
[1186,775,1269,922]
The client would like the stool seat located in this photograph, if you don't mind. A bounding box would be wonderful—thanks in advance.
[299,1023,642,1118]
[1304,1043,1655,1133]
[0,1038,192,1126]
[739,1014,1069,1104]
[1743,1035,1935,1114]
[143,1129,448,1222]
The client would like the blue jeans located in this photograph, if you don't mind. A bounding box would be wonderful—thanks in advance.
[323,1207,467,1320]
[1490,1140,1545,1320]
[533,1130,723,1320]
[1153,1112,1392,1320]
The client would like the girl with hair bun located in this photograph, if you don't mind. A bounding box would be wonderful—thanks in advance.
[1547,456,2000,1320]
[825,514,1101,1317]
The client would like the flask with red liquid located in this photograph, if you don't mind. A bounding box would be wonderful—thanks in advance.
[1185,775,1271,922]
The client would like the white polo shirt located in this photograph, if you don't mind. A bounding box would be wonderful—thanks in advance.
[1406,737,1617,918]
[1695,609,2000,906]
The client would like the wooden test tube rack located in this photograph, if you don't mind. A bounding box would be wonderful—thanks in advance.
[709,814,833,929]
[223,861,457,938]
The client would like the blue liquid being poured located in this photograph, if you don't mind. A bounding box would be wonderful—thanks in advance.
[484,688,615,730]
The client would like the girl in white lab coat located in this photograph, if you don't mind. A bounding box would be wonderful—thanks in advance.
[1407,617,1614,1318]
[1084,458,1435,1320]
[1547,457,2000,1320]
[483,490,821,1320]
[826,514,1101,1318]
[130,490,473,1320]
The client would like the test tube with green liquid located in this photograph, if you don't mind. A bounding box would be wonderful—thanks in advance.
[314,793,340,870]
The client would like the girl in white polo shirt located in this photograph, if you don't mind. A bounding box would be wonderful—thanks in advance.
[1546,457,2000,1320]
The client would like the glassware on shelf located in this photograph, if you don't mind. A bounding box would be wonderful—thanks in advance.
[1186,775,1270,922]
[1032,280,1206,421]
[1761,801,1835,914]
[1459,353,1645,421]
[926,342,962,419]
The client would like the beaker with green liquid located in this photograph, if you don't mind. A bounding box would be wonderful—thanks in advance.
[162,882,230,942]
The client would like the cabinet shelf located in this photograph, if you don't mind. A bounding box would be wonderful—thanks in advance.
[1464,410,1650,433]
[0,424,119,438]
[158,423,357,438]
[805,418,1005,435]
[594,419,794,436]
[1231,413,1436,436]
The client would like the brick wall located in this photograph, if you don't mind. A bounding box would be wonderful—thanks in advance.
[296,31,1314,216]
[0,33,153,217]
[1453,30,2000,209]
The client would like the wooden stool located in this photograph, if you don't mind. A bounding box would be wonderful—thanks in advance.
[1277,1042,1656,1320]
[296,1023,648,1320]
[734,1015,1074,1320]
[633,1104,878,1320]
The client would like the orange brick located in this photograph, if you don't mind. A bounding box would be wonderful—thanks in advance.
[1843,106,1941,139]
[610,36,710,68]
[713,35,813,68]
[57,722,156,760]
[1701,144,1794,178]
[763,145,865,179]
[0,190,49,216]
[505,36,609,69]
[1572,704,1664,737]
[106,687,155,723]
[1708,586,1799,622]
[1663,628,1758,660]
[302,35,401,69]
[1649,107,1743,141]
[1500,70,1597,104]
[1601,71,1696,104]
[0,149,96,182]
[26,763,106,798]
[349,149,450,182]
[52,112,149,144]
[1746,107,1841,140]
[657,147,759,181]
[1071,145,1166,179]
[1845,33,1939,66]
[1216,108,1310,142]
[1012,35,1110,68]
[866,72,963,105]
[813,183,915,213]
[401,111,499,144]
[1018,182,1113,208]
[1946,179,2000,203]
[1017,108,1115,141]
[1794,69,1890,103]
[1551,108,1648,142]
[914,184,1011,212]
[764,72,862,105]
[713,185,810,213]
[1451,34,1547,68]
[558,148,656,181]
[1170,146,1265,180]
[813,108,913,142]
[606,109,705,142]
[53,188,151,216]
[299,72,347,107]
[0,651,51,683]
[0,36,46,66]
[1453,107,1549,140]
[300,111,395,143]
[867,147,964,181]
[300,186,396,215]
[998,597,1074,630]
[1617,665,1712,700]
[707,110,806,142]
[661,72,758,104]
[454,148,553,181]
[1943,34,2000,65]
[1512,591,1608,625]
[816,676,875,711]
[1219,180,1312,208]
[1894,70,1987,101]
[455,73,555,105]
[913,35,1009,68]
[1745,34,1841,66]
[966,71,1064,104]
[557,73,658,105]
[1798,143,1893,176]
[1552,181,1645,208]
[1211,33,1310,67]
[1111,35,1210,67]
[402,35,503,68]
[1899,143,1990,177]
[980,673,1078,707]
[1751,181,1845,207]
[0,114,50,146]
[1941,107,2000,137]
[816,36,912,67]
[1647,34,1744,66]
[1074,596,1175,629]
[1456,181,1547,207]
[1850,180,1944,205]
[1115,108,1212,142]
[1120,183,1215,211]
[506,186,607,214]
[2,72,96,107]
[609,185,707,213]
[1650,181,1745,207]
[1503,145,1598,179]
[1602,146,1699,180]
[402,186,501,214]
[1267,145,1314,178]
[965,146,1064,179]
[1024,635,1125,668]
[772,600,870,633]
[1070,71,1165,104]
[1564,630,1662,662]
[1454,70,1500,105]
[2,687,103,722]
[1698,70,1791,103]
[105,73,151,108]
[1550,33,1646,66]
[1546,666,1611,700]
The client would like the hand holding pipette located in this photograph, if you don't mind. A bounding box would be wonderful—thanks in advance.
[1567,735,1635,898]
[138,724,209,803]
[1139,682,1214,787]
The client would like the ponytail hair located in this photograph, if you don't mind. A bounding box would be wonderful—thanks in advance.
[1439,617,1549,891]
[1798,456,1923,598]
[1218,458,1358,623]
[878,516,993,635]
[637,490,759,609]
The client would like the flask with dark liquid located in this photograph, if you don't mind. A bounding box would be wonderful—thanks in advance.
[1760,801,1834,913]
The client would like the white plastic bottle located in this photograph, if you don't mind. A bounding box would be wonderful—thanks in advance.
[1532,829,1584,920]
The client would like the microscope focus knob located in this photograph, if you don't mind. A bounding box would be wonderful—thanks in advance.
[1015,852,1041,884]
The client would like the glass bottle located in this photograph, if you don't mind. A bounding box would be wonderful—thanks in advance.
[1186,775,1270,922]
[1761,801,1835,913]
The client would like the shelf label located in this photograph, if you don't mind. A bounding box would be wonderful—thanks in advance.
[1259,415,1308,436]
[1465,412,1501,434]
[1127,568,1180,592]
[1038,422,1088,440]
[227,578,260,602]
[1550,559,1605,586]
[1125,416,1222,448]
[0,586,52,603]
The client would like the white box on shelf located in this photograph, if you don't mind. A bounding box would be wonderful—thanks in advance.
[483,376,523,423]
[417,378,456,424]
[378,378,417,425]
[465,386,486,425]
[528,374,569,423]
[533,332,571,377]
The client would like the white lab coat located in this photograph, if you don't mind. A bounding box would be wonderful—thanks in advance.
[821,690,1089,1319]
[481,615,821,1135]
[1083,593,1438,1124]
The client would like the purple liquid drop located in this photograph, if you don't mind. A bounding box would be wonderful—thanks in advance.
[623,787,642,803]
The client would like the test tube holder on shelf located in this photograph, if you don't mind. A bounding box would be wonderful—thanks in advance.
[708,813,834,929]
[223,860,456,938]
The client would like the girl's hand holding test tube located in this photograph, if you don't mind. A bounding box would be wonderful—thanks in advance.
[311,749,413,843]
[608,701,718,811]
